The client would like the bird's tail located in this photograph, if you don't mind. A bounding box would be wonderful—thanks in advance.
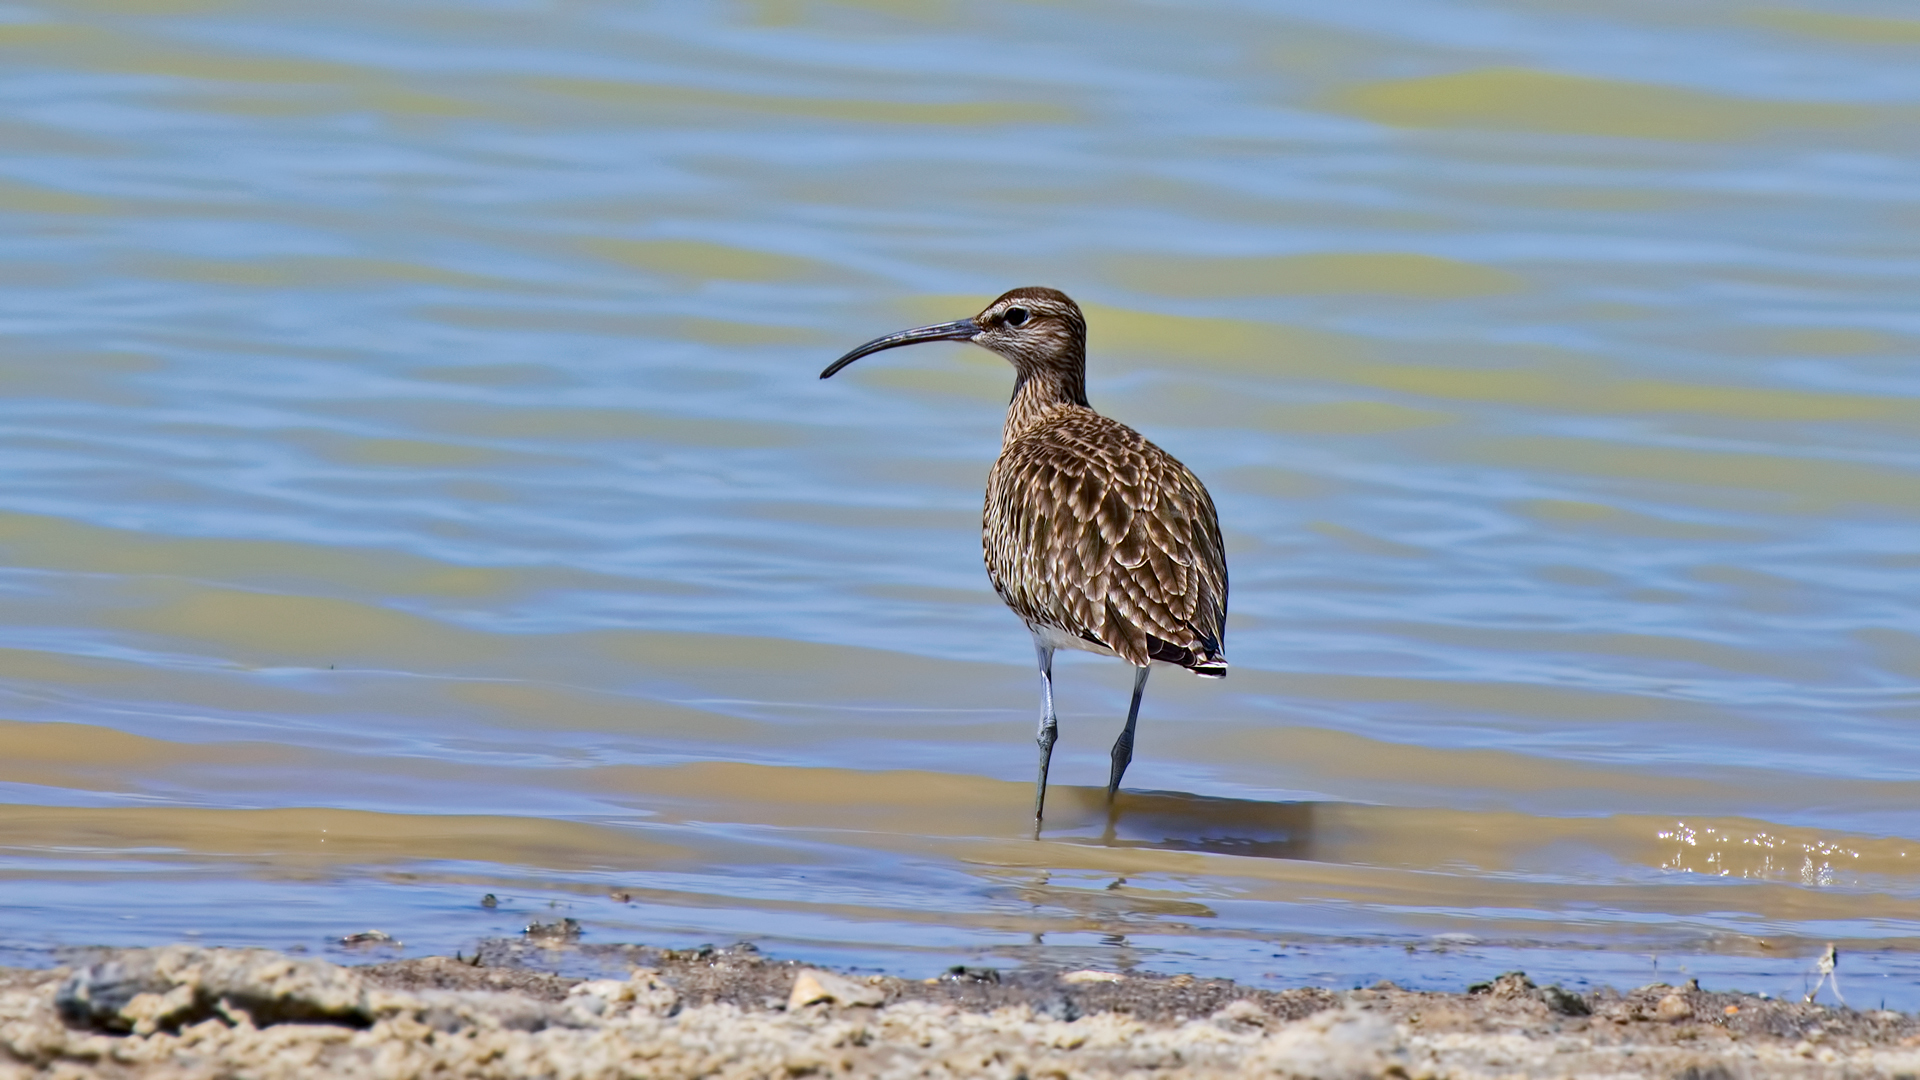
[1190,627,1227,678]
[1146,635,1227,678]
[1145,630,1228,678]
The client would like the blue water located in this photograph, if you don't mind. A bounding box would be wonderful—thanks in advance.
[1,0,1918,1001]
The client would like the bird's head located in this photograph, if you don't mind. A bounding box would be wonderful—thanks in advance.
[820,287,1087,382]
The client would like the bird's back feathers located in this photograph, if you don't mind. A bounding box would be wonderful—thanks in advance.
[985,403,1228,675]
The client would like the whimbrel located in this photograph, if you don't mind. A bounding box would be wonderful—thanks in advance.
[822,287,1228,825]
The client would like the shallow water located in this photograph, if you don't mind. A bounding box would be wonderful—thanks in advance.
[3,0,1919,1004]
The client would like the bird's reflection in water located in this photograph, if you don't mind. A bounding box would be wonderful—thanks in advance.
[1048,787,1319,861]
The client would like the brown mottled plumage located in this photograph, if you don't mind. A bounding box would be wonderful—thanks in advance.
[821,287,1228,826]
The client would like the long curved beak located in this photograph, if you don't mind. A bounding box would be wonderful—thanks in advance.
[820,318,979,379]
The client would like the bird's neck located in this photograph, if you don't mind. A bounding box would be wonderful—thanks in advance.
[1003,365,1089,446]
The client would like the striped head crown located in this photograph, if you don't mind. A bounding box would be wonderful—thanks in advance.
[970,287,1087,374]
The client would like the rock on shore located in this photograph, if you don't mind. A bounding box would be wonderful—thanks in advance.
[2,944,1915,1078]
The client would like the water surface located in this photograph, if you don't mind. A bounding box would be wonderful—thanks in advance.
[3,0,1919,1004]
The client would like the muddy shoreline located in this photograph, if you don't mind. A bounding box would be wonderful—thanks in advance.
[2,940,1914,1077]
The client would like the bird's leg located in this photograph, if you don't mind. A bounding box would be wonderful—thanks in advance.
[1107,665,1150,802]
[1032,640,1059,830]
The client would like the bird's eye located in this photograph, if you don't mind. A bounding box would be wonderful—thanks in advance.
[1003,307,1030,327]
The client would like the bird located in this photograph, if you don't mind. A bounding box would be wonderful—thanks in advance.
[821,287,1228,826]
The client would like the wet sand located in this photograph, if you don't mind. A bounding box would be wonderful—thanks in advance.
[2,941,1912,1078]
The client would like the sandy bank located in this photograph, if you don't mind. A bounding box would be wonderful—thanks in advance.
[2,942,1913,1078]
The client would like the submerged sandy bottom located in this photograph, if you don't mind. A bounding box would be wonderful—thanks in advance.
[1,942,1913,1078]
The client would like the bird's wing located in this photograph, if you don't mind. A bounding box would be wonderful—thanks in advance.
[985,410,1227,671]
